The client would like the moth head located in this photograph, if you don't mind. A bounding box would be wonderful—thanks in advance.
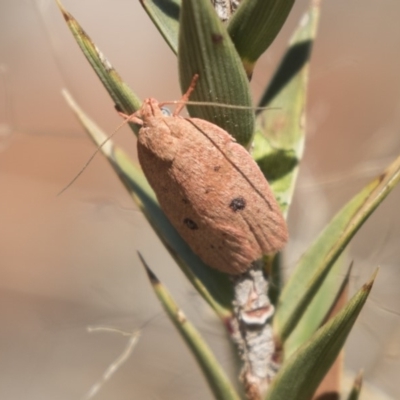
[140,98,165,126]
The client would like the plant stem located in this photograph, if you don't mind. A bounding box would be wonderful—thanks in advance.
[231,262,278,399]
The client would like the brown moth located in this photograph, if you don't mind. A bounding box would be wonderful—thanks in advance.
[126,78,288,275]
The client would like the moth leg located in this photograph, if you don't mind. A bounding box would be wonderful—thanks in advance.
[173,74,199,116]
[117,111,143,126]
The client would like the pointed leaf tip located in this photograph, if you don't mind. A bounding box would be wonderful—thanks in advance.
[228,0,296,76]
[354,370,364,390]
[265,275,374,400]
[275,150,400,346]
[363,268,378,292]
[56,0,142,116]
[137,252,160,285]
[141,255,240,400]
[346,370,364,400]
[55,0,65,13]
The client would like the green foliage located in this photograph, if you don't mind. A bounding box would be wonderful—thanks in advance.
[266,271,376,400]
[57,0,398,398]
[178,0,254,146]
[138,253,240,400]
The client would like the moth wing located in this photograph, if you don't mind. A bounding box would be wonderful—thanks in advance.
[183,118,288,254]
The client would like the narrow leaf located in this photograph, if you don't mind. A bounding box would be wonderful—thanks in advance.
[284,258,350,358]
[265,271,376,400]
[139,253,241,400]
[56,0,141,119]
[275,152,400,344]
[228,0,295,78]
[346,371,363,400]
[253,2,320,216]
[254,2,320,310]
[308,262,351,399]
[62,90,233,319]
[179,0,254,147]
[140,0,180,54]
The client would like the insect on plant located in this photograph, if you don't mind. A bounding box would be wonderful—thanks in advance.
[56,0,400,399]
[117,74,288,275]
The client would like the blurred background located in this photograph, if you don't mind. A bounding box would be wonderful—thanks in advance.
[0,0,399,399]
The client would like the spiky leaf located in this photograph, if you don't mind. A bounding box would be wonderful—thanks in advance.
[139,254,240,400]
[265,272,376,400]
[275,153,400,344]
[56,0,141,119]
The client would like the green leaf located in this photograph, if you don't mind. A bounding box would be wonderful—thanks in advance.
[140,0,295,78]
[346,371,363,400]
[228,0,295,78]
[253,2,320,217]
[61,90,233,319]
[274,152,400,345]
[139,254,241,400]
[178,0,254,147]
[253,3,320,307]
[56,0,141,119]
[283,257,349,358]
[140,0,180,54]
[265,271,376,400]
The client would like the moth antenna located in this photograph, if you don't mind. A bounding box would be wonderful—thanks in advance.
[57,112,142,196]
[163,100,280,112]
[173,74,200,116]
[161,74,278,113]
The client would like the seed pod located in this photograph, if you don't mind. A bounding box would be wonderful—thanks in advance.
[135,98,288,275]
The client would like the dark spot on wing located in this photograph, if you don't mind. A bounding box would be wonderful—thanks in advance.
[183,218,198,230]
[229,197,246,212]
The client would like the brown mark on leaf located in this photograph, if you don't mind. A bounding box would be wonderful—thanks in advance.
[378,170,387,184]
[211,33,224,44]
[230,197,246,212]
[57,2,72,22]
[183,218,198,230]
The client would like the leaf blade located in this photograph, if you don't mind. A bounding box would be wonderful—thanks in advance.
[178,0,254,147]
[346,371,363,400]
[56,0,141,118]
[140,0,181,54]
[275,152,400,344]
[254,2,320,217]
[228,0,295,77]
[139,254,241,400]
[265,272,376,400]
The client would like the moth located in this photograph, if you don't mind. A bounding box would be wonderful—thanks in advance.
[125,77,288,275]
